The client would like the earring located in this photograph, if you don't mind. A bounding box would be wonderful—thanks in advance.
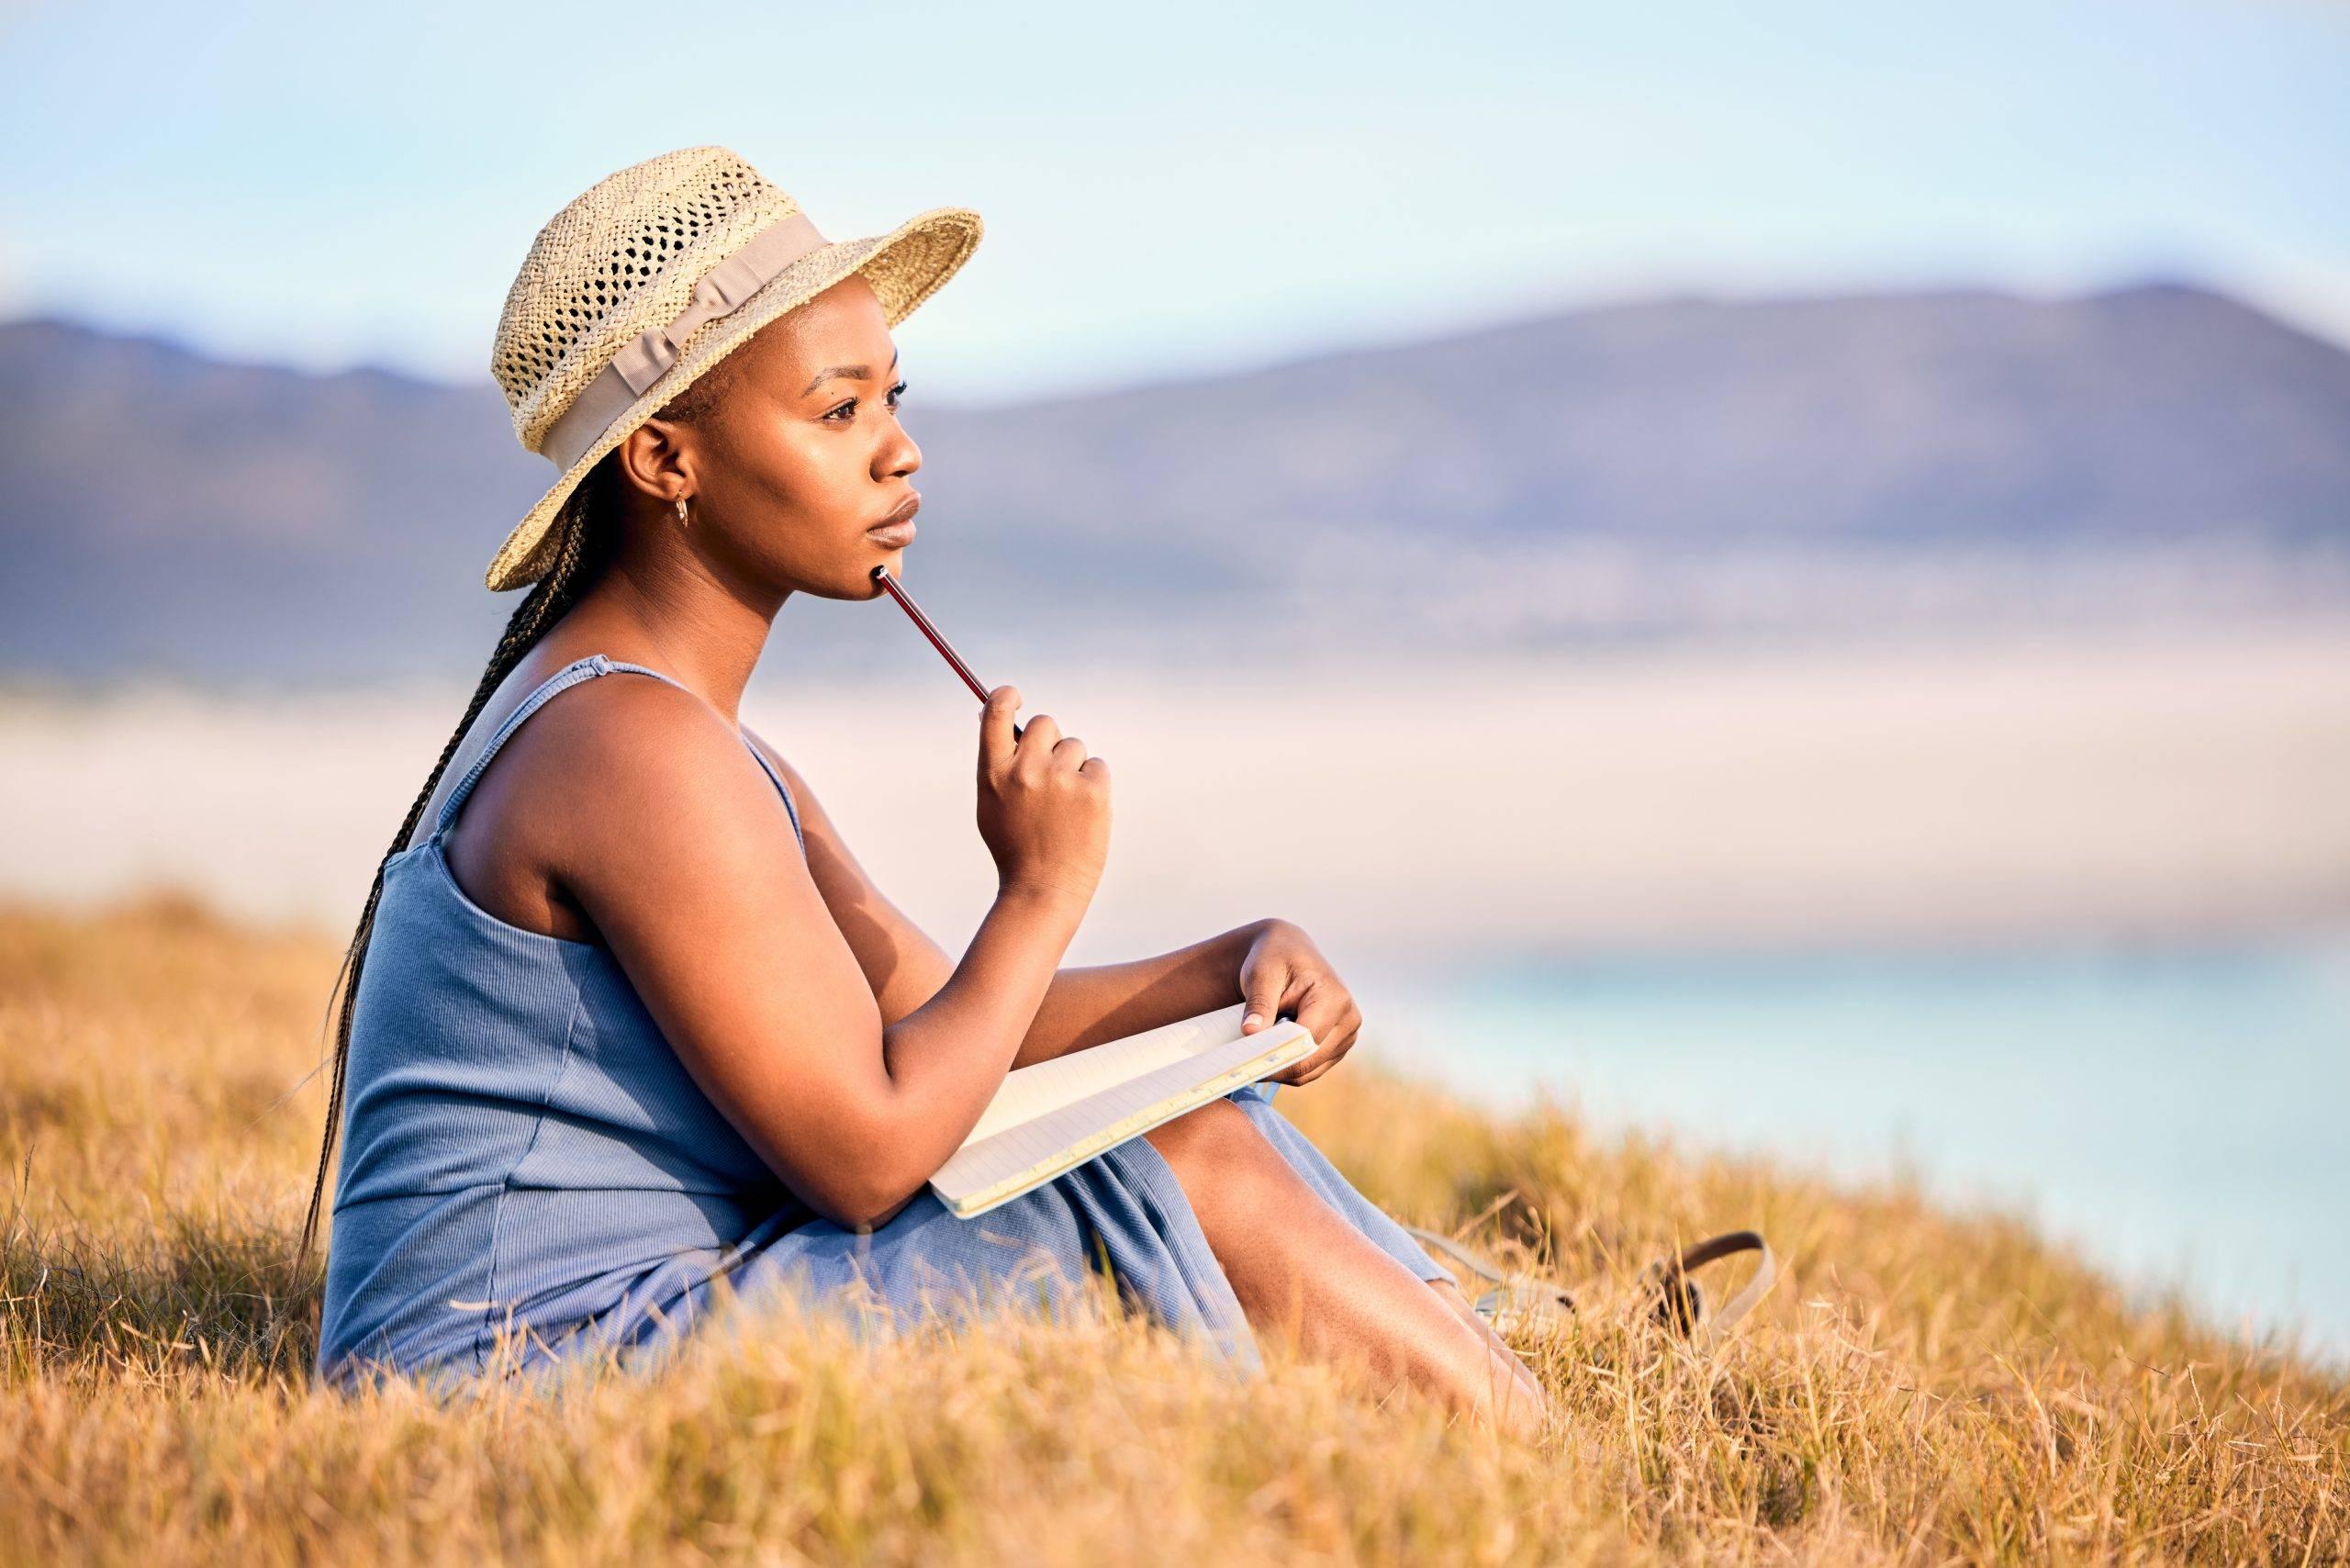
[675,495,691,530]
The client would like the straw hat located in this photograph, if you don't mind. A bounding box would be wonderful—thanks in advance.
[483,145,982,592]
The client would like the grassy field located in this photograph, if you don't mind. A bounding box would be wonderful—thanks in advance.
[3,895,2344,1562]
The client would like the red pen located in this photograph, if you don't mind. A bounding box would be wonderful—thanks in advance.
[871,564,1024,739]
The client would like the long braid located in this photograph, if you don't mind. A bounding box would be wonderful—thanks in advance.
[294,466,615,1265]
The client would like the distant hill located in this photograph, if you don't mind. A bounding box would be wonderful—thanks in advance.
[5,280,2347,685]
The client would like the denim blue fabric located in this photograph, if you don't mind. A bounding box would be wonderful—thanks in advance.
[316,653,1447,1394]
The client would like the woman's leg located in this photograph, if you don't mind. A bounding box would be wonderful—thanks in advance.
[1143,1100,1550,1439]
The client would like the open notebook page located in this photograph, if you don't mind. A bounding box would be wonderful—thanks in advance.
[960,1001,1258,1146]
[931,1009,1315,1217]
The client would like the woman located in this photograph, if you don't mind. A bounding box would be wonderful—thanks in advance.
[304,146,1549,1437]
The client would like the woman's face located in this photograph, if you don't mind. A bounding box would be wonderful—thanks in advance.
[627,272,923,602]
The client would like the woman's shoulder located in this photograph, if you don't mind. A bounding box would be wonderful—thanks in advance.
[513,669,754,813]
[417,650,791,945]
[408,648,755,855]
[476,658,753,815]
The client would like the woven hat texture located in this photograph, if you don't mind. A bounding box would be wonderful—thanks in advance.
[483,145,980,591]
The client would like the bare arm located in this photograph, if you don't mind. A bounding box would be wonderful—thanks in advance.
[554,679,1105,1231]
[752,733,1277,1068]
[1013,923,1277,1062]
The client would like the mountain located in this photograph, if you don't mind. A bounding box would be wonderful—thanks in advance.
[5,280,2346,685]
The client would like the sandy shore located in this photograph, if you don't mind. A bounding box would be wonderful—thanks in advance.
[4,623,2346,964]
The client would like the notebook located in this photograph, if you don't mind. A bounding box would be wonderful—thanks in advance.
[929,1002,1317,1219]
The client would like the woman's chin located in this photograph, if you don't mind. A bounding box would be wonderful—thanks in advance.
[775,547,907,601]
[808,559,895,602]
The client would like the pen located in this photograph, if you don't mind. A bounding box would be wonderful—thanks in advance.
[871,564,1024,739]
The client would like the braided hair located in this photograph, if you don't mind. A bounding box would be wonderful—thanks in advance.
[296,354,744,1267]
[293,455,630,1265]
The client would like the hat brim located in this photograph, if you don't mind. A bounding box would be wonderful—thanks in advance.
[481,205,982,593]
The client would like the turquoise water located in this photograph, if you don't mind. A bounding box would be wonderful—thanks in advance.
[1373,931,2350,1363]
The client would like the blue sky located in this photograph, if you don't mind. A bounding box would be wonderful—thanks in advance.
[3,0,2344,402]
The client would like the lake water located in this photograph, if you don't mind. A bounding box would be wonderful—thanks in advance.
[1372,931,2350,1364]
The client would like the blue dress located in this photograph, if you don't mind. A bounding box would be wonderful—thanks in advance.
[316,653,1449,1395]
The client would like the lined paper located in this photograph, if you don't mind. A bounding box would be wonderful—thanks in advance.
[930,1005,1315,1218]
[962,1002,1258,1145]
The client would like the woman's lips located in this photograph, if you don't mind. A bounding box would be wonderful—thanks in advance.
[867,493,920,548]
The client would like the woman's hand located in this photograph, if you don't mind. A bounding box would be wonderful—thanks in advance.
[1237,919,1363,1086]
[974,684,1111,908]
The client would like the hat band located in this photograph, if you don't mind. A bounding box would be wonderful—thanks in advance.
[537,209,832,473]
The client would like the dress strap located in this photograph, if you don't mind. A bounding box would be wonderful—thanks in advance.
[432,655,608,837]
[738,735,807,852]
[431,654,806,855]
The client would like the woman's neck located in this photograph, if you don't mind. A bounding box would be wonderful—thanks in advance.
[559,544,783,725]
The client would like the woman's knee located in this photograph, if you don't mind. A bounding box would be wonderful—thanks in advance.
[1143,1099,1296,1225]
[1142,1096,1254,1159]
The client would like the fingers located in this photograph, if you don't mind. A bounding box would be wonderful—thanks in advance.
[1240,957,1292,1035]
[982,684,1109,795]
[979,684,1023,778]
[1271,980,1363,1086]
[1294,980,1360,1058]
[1016,716,1108,778]
[1011,713,1062,784]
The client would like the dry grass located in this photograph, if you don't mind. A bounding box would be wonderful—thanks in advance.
[2,894,2343,1563]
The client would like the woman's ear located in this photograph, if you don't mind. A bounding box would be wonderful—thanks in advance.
[611,417,695,510]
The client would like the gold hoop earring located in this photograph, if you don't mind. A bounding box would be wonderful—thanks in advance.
[675,496,691,530]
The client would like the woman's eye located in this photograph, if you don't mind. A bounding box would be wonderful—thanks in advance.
[822,381,908,422]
